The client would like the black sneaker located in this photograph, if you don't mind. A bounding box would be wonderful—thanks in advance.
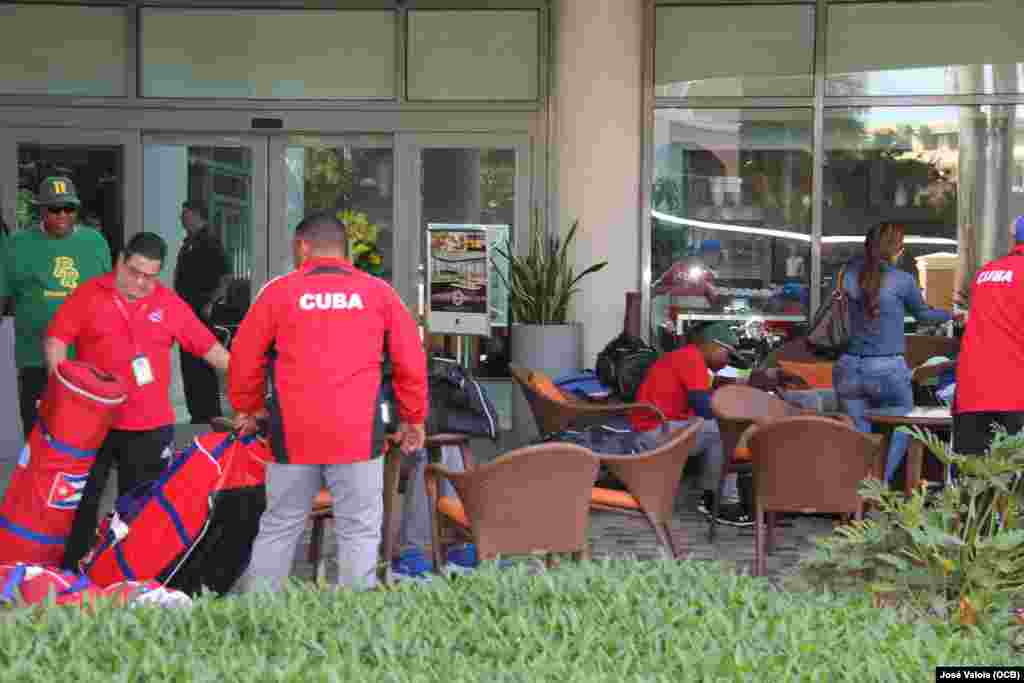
[697,491,714,517]
[714,504,753,528]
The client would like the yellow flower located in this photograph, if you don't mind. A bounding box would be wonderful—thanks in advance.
[940,558,955,575]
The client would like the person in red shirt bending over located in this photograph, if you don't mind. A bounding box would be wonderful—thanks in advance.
[46,232,230,571]
[229,211,427,591]
[630,322,751,527]
[953,215,1024,456]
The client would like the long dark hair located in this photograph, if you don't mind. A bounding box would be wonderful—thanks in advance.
[859,222,905,319]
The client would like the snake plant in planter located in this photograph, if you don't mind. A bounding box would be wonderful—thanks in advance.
[493,219,607,379]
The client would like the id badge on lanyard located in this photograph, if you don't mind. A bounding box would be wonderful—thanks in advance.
[114,295,155,387]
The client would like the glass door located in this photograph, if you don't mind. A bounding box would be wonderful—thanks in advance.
[0,128,140,448]
[142,134,267,424]
[402,133,531,379]
[268,135,395,283]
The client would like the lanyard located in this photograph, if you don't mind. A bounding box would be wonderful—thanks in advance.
[112,293,143,356]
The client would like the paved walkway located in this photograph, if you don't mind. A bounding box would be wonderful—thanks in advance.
[0,426,837,586]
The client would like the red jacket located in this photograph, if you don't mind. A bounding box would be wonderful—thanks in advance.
[228,257,427,465]
[955,246,1024,413]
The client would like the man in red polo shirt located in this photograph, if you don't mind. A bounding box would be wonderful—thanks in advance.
[45,232,230,570]
[229,211,427,591]
[631,321,751,527]
[953,216,1024,455]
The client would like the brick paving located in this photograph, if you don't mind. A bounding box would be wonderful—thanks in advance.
[0,426,837,587]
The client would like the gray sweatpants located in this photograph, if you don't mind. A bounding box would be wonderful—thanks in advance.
[638,417,737,502]
[398,444,465,552]
[244,458,383,592]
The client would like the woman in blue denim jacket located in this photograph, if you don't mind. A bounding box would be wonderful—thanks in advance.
[833,222,953,482]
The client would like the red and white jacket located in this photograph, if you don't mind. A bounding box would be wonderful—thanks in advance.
[228,257,427,465]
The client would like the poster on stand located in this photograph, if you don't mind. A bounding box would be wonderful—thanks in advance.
[427,224,491,337]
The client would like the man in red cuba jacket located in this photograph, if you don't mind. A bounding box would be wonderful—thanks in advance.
[229,211,427,591]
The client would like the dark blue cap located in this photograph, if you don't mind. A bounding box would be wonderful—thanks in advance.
[1015,216,1024,242]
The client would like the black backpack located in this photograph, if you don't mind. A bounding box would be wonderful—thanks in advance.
[595,332,660,402]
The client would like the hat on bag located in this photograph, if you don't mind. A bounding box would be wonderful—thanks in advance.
[35,176,81,208]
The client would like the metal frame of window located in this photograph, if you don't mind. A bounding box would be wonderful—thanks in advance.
[643,0,1024,340]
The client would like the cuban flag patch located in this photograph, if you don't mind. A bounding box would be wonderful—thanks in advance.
[47,472,89,510]
[17,443,30,468]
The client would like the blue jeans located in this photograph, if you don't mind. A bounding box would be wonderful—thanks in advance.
[833,354,914,482]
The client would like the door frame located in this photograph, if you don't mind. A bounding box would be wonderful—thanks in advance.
[0,128,142,242]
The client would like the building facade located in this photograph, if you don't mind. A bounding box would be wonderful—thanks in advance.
[1,0,1021,389]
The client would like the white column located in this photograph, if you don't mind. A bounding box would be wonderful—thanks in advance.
[552,0,644,368]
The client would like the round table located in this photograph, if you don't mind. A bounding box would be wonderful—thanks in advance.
[866,407,952,496]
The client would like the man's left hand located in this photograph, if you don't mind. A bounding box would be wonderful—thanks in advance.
[234,409,268,436]
[389,422,426,454]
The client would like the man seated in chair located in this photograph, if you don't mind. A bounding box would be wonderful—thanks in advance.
[631,321,752,527]
[390,445,476,580]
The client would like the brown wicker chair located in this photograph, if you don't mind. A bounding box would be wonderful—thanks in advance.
[308,433,474,584]
[510,364,665,437]
[709,384,852,540]
[742,416,882,576]
[590,420,703,558]
[424,442,600,571]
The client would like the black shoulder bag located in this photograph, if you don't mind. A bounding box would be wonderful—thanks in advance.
[805,265,851,360]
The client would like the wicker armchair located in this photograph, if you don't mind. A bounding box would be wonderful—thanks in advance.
[742,416,882,576]
[424,442,599,571]
[709,384,852,540]
[590,421,702,558]
[510,365,664,437]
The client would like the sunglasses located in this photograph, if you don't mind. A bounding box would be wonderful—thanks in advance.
[47,206,77,215]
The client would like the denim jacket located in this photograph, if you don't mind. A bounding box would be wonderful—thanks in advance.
[841,258,951,356]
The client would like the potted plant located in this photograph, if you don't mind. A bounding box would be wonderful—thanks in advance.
[493,217,607,378]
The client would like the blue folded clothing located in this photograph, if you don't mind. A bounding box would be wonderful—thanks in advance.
[554,370,612,400]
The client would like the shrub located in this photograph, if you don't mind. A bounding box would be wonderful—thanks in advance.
[0,560,1013,682]
[798,425,1024,634]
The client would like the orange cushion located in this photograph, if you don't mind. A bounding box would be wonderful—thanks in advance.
[438,496,470,528]
[733,446,752,462]
[590,486,641,510]
[779,360,834,389]
[529,373,566,403]
[312,489,333,516]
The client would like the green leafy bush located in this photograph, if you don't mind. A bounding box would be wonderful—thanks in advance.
[798,426,1024,631]
[0,560,1013,682]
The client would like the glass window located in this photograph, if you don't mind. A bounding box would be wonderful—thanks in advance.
[823,105,1022,313]
[655,5,815,98]
[651,109,813,349]
[827,2,1024,96]
[407,10,539,101]
[284,142,395,281]
[0,5,128,96]
[141,9,396,98]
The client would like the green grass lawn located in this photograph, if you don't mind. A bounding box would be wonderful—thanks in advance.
[0,559,1015,682]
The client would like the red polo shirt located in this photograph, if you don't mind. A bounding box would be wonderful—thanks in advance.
[47,272,217,430]
[955,246,1024,413]
[631,344,710,431]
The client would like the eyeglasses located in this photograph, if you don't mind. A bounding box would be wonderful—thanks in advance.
[47,206,77,215]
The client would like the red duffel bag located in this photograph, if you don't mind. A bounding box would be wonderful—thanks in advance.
[0,361,126,565]
[83,431,268,591]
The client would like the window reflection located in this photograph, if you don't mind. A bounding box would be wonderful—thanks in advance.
[651,109,813,348]
[827,2,1024,96]
[823,106,1022,312]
